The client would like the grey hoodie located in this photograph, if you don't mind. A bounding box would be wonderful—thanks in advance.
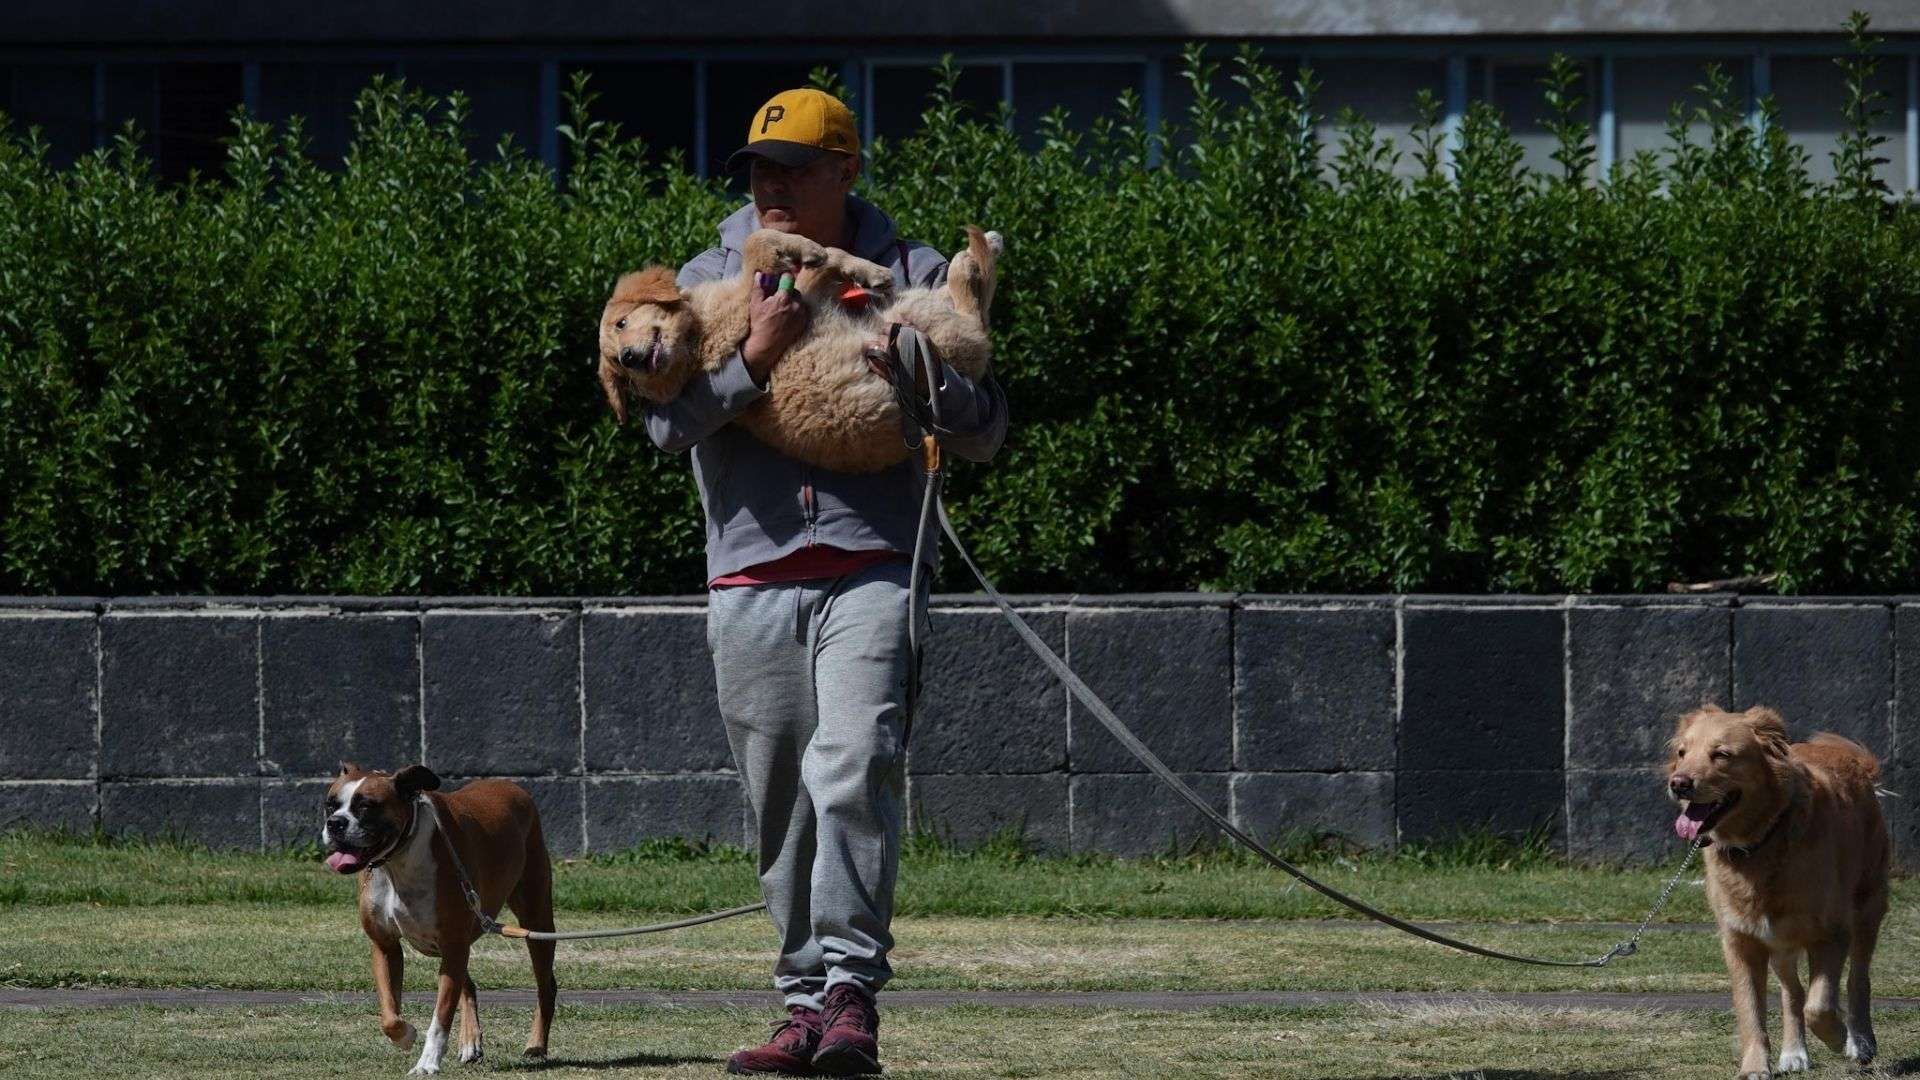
[646,195,1009,583]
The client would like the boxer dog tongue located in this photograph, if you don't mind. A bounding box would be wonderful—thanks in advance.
[326,849,366,873]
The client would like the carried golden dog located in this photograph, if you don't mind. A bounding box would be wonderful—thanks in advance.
[596,226,1000,473]
[1666,705,1889,1077]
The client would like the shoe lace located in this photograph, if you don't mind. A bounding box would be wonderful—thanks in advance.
[822,989,873,1030]
[770,1009,819,1045]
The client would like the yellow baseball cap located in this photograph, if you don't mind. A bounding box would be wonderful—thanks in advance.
[724,88,860,173]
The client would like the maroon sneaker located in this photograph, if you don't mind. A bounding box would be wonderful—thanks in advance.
[726,1005,823,1076]
[811,985,881,1076]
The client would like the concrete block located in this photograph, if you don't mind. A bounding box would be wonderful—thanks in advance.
[1400,608,1563,771]
[584,776,748,852]
[1734,605,1892,757]
[913,610,1066,774]
[1568,606,1730,768]
[99,615,258,778]
[422,612,579,777]
[262,778,331,850]
[0,782,95,833]
[1894,607,1920,773]
[100,779,261,849]
[1235,609,1395,771]
[1069,773,1231,856]
[582,610,729,773]
[910,773,1069,853]
[0,615,96,778]
[1231,772,1395,852]
[1066,607,1230,773]
[1884,767,1920,872]
[448,776,584,857]
[1396,770,1564,846]
[1566,768,1681,867]
[262,614,419,776]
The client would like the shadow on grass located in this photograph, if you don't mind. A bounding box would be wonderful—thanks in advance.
[500,1050,725,1071]
[1350,1071,1645,1080]
[1882,1054,1920,1075]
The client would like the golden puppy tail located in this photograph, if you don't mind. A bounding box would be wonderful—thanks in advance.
[1807,731,1883,786]
[952,225,1002,323]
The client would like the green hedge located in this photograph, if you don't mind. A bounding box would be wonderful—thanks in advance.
[2,35,1918,596]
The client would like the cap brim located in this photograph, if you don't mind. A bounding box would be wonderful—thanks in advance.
[724,140,835,174]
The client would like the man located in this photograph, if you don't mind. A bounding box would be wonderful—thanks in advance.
[645,87,1007,1076]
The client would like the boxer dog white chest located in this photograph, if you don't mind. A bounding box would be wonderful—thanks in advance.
[364,810,444,956]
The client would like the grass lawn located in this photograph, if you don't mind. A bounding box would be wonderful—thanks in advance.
[6,831,1918,1077]
[6,1001,1920,1079]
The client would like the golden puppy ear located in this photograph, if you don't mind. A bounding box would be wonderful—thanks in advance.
[1745,706,1792,760]
[611,266,683,306]
[598,358,628,424]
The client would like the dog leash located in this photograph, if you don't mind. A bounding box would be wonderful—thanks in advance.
[886,332,1700,968]
[411,795,766,943]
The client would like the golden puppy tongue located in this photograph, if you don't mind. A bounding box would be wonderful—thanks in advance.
[326,850,364,873]
[1674,804,1713,842]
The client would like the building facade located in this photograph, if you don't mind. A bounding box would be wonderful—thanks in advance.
[1,2,1916,187]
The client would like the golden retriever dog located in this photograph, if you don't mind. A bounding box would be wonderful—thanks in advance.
[597,226,1000,473]
[1666,705,1890,1077]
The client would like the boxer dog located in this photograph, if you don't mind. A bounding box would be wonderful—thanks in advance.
[323,763,557,1074]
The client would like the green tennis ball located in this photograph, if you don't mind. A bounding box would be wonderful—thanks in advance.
[778,273,796,293]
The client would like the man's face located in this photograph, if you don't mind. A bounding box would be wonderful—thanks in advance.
[750,153,857,245]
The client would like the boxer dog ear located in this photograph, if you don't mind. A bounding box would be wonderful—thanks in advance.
[393,764,442,800]
[337,761,363,779]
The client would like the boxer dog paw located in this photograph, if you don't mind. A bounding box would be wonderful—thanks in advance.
[386,1021,418,1051]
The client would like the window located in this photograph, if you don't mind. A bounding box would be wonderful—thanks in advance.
[1013,62,1145,149]
[405,62,541,159]
[1473,58,1596,176]
[159,64,244,182]
[104,63,244,182]
[2,65,95,168]
[869,62,1003,144]
[704,59,839,183]
[1311,58,1447,177]
[1770,55,1907,189]
[562,62,697,168]
[259,63,393,166]
[1614,57,1750,165]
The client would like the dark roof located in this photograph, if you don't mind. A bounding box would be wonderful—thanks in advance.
[7,0,1917,44]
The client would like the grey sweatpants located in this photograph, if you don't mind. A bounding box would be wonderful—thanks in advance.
[707,560,926,1010]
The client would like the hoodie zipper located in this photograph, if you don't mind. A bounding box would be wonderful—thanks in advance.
[801,466,817,546]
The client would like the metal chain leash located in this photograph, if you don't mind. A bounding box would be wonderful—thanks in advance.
[1596,839,1705,963]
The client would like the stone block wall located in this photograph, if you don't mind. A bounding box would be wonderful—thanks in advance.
[0,594,1909,866]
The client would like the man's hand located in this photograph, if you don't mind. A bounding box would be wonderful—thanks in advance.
[742,271,807,384]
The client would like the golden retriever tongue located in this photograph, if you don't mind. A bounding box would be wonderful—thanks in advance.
[1674,803,1715,842]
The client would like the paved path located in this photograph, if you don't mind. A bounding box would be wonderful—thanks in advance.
[9,987,1920,1013]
